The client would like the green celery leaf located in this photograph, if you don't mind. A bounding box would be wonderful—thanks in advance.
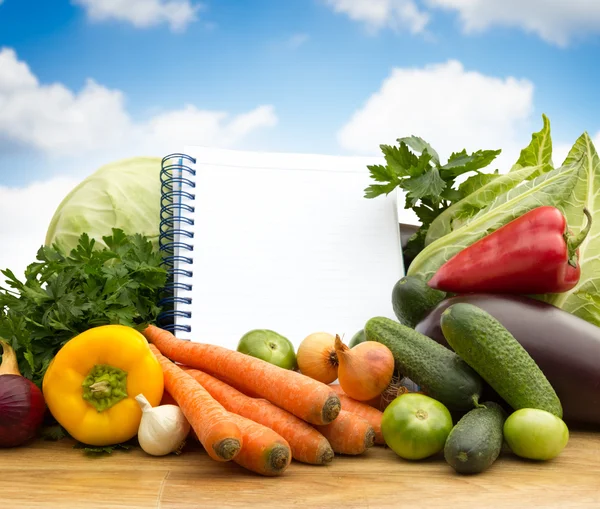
[397,136,441,166]
[367,164,394,183]
[364,182,399,199]
[380,143,419,178]
[413,205,439,226]
[406,151,433,178]
[440,149,502,178]
[403,167,447,206]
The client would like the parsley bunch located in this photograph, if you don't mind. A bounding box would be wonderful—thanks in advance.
[364,136,501,261]
[0,229,168,387]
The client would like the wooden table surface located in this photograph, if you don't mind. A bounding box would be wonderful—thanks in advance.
[3,431,600,509]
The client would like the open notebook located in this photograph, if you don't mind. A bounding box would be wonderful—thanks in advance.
[159,147,405,350]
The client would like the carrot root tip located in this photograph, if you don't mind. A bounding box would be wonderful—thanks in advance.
[319,445,335,465]
[364,428,376,450]
[214,438,242,461]
[322,395,342,424]
[269,445,291,474]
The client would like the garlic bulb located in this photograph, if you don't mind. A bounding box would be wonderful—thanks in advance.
[135,394,190,456]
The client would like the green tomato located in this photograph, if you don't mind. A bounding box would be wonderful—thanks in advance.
[381,393,453,460]
[237,329,297,370]
[503,408,569,461]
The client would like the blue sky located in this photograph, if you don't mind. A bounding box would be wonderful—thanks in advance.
[1,0,600,273]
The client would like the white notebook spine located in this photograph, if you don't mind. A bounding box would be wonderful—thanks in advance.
[158,153,196,335]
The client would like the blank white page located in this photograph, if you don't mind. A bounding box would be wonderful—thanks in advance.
[176,146,404,350]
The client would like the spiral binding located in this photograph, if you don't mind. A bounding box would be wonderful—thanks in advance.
[158,153,196,334]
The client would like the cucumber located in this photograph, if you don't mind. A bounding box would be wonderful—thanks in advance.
[444,401,506,474]
[392,276,446,328]
[364,316,483,411]
[441,303,563,418]
[349,329,366,348]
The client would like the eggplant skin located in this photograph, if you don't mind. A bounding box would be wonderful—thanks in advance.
[416,294,600,426]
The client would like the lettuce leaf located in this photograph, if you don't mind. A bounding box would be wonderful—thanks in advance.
[407,159,586,281]
[511,113,553,173]
[424,165,541,246]
[540,133,600,326]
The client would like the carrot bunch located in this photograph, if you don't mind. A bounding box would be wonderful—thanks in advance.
[143,325,383,477]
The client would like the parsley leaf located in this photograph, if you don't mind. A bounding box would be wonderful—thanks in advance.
[0,229,168,387]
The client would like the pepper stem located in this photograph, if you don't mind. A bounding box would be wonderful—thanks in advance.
[0,339,21,376]
[566,208,593,267]
[82,364,128,412]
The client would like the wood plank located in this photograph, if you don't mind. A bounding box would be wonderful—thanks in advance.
[1,432,599,509]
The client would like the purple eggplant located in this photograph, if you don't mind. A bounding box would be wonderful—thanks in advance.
[416,293,600,426]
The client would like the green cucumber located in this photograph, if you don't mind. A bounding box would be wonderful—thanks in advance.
[440,303,563,418]
[444,401,506,474]
[349,329,366,348]
[364,316,483,411]
[391,276,446,328]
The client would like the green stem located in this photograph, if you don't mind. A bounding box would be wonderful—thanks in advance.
[566,208,592,268]
[82,364,128,412]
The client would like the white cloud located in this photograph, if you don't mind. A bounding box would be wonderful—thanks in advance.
[323,0,429,34]
[0,47,278,279]
[0,47,277,159]
[337,60,534,173]
[72,0,202,32]
[323,0,600,45]
[287,33,310,49]
[426,0,600,46]
[0,177,80,279]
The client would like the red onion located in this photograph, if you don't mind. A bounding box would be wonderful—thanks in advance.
[0,340,46,447]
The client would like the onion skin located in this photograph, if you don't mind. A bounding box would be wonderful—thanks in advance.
[0,374,46,447]
[335,337,395,402]
[297,332,339,384]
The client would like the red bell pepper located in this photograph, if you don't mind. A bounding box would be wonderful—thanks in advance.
[427,206,592,294]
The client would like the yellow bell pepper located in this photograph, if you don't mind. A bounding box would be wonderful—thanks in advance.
[43,324,164,446]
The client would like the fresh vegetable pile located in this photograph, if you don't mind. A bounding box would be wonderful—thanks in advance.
[2,120,600,480]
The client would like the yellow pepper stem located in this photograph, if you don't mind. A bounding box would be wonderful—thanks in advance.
[82,364,128,412]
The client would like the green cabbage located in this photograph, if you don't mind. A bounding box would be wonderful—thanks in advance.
[45,157,162,253]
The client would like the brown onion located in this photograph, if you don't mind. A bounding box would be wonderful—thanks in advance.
[0,340,46,447]
[296,332,339,384]
[335,335,395,401]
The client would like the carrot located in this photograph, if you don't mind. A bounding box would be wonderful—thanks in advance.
[314,410,375,456]
[143,325,341,425]
[330,384,385,444]
[183,367,334,465]
[229,413,292,476]
[148,344,243,462]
